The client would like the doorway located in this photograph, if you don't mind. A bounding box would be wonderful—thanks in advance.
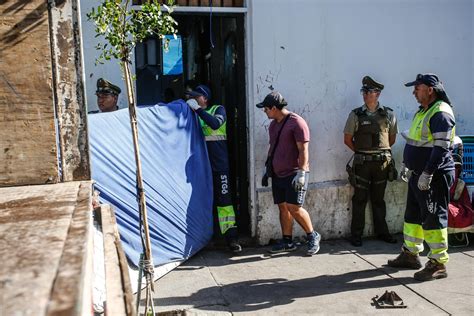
[134,13,249,235]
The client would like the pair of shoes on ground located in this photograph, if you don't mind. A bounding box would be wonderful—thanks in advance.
[269,232,321,256]
[350,233,397,247]
[387,247,447,281]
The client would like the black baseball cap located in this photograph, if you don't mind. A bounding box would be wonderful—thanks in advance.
[256,91,288,108]
[405,73,440,87]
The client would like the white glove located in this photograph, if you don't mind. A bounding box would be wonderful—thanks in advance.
[292,170,306,191]
[400,163,410,183]
[186,98,200,111]
[417,172,433,191]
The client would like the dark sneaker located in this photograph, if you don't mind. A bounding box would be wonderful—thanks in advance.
[414,259,447,281]
[306,232,321,256]
[378,234,397,244]
[227,240,242,253]
[269,240,297,253]
[350,236,362,247]
[387,247,422,269]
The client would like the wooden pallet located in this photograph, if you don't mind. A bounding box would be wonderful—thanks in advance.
[0,182,93,315]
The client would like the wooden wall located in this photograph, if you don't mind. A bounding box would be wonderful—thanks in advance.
[0,1,58,186]
[0,0,90,187]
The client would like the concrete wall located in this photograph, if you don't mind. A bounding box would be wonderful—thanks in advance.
[248,0,473,244]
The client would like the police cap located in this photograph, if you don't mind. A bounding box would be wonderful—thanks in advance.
[361,76,384,91]
[96,78,121,95]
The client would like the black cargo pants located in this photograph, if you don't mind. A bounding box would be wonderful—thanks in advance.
[351,154,391,238]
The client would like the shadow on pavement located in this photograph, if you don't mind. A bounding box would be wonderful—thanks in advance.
[152,268,416,312]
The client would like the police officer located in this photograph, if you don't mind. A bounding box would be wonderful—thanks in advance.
[186,85,242,253]
[95,78,121,113]
[388,74,455,281]
[344,76,398,247]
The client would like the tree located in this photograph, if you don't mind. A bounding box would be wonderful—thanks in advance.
[87,1,177,314]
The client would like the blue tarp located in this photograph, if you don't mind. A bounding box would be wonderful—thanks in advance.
[89,100,213,267]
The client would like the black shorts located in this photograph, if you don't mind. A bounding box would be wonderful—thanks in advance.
[271,173,309,206]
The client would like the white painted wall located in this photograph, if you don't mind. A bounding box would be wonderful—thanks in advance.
[250,0,473,183]
[79,0,473,242]
[80,1,129,112]
[249,0,473,243]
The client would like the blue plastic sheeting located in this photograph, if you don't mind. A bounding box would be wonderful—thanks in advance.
[88,100,213,267]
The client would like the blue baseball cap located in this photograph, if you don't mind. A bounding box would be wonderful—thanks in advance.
[405,73,440,87]
[185,84,211,99]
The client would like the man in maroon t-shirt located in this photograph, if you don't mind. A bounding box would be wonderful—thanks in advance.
[257,91,321,256]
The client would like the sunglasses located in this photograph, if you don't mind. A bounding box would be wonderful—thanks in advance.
[360,89,380,95]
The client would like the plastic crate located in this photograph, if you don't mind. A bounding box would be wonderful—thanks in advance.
[461,143,474,184]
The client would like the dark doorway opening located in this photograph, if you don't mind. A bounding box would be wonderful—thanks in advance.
[135,13,249,235]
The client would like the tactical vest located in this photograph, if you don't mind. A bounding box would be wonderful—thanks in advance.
[353,106,391,152]
[199,105,227,141]
[406,100,455,147]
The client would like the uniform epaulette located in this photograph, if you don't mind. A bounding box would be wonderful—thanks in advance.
[353,107,364,116]
[383,106,393,112]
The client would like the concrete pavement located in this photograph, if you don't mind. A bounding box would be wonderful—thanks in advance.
[150,236,474,315]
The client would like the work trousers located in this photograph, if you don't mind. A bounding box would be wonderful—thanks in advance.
[351,160,390,238]
[212,170,238,239]
[403,171,454,264]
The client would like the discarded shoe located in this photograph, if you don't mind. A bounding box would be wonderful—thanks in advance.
[387,247,422,269]
[350,236,362,247]
[269,240,297,253]
[306,232,321,256]
[378,234,397,244]
[414,259,447,281]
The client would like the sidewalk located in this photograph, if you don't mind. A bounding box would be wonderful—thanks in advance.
[150,236,474,315]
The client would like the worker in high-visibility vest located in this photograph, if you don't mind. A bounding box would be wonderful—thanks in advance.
[186,84,242,253]
[388,73,455,281]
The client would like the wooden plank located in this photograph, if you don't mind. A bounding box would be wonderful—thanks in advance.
[0,182,91,315]
[222,0,233,6]
[0,1,58,186]
[102,205,136,316]
[234,0,244,6]
[47,181,93,316]
[177,0,189,5]
[201,0,210,6]
[188,0,199,6]
[49,0,91,182]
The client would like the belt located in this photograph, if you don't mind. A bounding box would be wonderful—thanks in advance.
[354,153,388,162]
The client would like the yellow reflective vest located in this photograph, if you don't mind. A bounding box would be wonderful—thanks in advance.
[406,100,455,148]
[199,105,227,141]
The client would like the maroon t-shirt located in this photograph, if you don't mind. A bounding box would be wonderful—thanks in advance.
[268,112,310,177]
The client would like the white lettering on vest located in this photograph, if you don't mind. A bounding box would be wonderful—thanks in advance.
[220,174,228,194]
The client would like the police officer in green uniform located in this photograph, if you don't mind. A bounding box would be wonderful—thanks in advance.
[186,85,242,253]
[344,76,398,247]
[94,78,121,113]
